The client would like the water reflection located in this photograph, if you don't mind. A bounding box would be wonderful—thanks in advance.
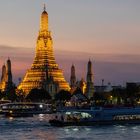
[38,114,44,121]
[1,116,140,140]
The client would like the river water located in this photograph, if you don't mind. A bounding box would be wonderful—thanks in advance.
[0,114,140,140]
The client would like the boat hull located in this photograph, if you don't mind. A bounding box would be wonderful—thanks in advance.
[0,102,52,117]
[49,107,140,127]
[49,119,140,127]
[5,112,33,117]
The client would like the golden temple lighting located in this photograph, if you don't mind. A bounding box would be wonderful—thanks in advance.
[0,58,14,92]
[18,5,70,96]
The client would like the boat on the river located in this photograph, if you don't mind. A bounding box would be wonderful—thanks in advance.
[0,100,11,115]
[49,106,140,126]
[0,100,11,104]
[0,102,52,117]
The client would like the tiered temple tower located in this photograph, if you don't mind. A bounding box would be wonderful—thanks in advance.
[0,58,14,92]
[18,5,70,96]
[86,59,94,98]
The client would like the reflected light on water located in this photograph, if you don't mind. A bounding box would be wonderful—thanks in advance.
[38,114,44,121]
[32,129,57,140]
[72,128,79,131]
[85,127,91,131]
[64,128,69,132]
[1,117,140,140]
[8,117,13,121]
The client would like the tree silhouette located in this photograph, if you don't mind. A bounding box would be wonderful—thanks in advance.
[55,90,71,101]
[73,88,83,95]
[0,90,3,100]
[26,88,51,102]
[1,86,18,102]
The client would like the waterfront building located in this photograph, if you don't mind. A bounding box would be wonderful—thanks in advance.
[0,58,14,92]
[18,5,70,96]
[69,91,89,106]
[86,59,94,98]
[94,83,114,93]
[94,80,122,93]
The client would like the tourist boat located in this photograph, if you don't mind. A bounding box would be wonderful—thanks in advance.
[0,100,11,115]
[0,100,11,104]
[0,102,52,117]
[49,106,140,126]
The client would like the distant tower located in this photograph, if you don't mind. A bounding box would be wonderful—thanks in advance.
[70,64,76,88]
[1,64,6,82]
[86,59,94,98]
[6,58,12,83]
[0,58,14,92]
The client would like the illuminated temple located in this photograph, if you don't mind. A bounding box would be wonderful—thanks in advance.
[18,5,70,96]
[0,58,14,92]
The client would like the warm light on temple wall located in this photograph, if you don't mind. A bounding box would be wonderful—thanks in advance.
[18,6,70,95]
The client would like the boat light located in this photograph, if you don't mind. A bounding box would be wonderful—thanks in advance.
[39,104,43,108]
[66,112,71,115]
[9,110,13,113]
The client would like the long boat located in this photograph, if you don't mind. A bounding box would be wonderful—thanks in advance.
[49,106,140,126]
[0,102,52,117]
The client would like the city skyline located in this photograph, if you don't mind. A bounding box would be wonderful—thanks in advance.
[0,1,140,85]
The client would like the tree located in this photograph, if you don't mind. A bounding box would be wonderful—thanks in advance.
[16,89,26,102]
[55,90,71,101]
[73,88,83,95]
[26,88,51,102]
[126,83,139,97]
[0,90,4,100]
[112,88,126,105]
[93,92,106,106]
[1,86,18,102]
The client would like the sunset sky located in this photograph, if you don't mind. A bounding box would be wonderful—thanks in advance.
[0,0,140,86]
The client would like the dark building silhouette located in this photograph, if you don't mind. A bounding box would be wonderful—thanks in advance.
[86,59,94,98]
[70,64,76,89]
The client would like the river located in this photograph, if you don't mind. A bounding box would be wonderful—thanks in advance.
[0,114,140,140]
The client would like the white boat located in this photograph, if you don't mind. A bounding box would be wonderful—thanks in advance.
[49,106,140,126]
[0,102,52,117]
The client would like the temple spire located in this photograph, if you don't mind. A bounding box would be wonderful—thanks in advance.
[40,3,48,32]
[44,3,46,11]
[70,64,76,88]
[86,60,94,99]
